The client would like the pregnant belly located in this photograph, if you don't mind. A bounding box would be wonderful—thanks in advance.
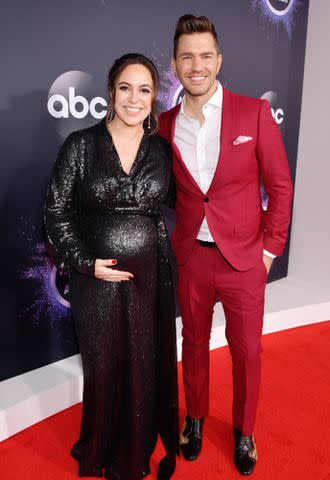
[82,214,158,269]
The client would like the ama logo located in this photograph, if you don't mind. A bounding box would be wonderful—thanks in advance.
[252,0,301,36]
[50,266,70,308]
[172,84,185,107]
[265,0,293,15]
[47,71,108,138]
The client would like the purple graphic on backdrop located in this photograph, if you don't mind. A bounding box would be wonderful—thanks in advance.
[150,46,181,111]
[20,242,70,324]
[252,0,303,36]
[157,66,182,110]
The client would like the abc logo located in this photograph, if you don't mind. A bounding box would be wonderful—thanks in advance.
[261,91,284,126]
[266,0,293,16]
[47,71,107,138]
[48,87,106,119]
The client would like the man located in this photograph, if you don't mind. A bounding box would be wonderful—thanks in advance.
[159,14,293,476]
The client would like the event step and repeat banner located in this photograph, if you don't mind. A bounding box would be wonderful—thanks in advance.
[0,0,309,381]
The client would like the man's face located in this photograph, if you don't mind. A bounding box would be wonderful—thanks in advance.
[172,32,222,98]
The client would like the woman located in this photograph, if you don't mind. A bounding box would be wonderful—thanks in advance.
[44,53,178,480]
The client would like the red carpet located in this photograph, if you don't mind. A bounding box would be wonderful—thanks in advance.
[1,322,330,480]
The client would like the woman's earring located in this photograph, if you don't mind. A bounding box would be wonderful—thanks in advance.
[147,114,151,130]
[108,108,114,123]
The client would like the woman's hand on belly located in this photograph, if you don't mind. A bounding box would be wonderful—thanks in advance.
[94,259,134,282]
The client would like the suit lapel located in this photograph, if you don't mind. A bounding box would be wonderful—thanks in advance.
[169,87,233,195]
[207,87,233,194]
[169,105,203,194]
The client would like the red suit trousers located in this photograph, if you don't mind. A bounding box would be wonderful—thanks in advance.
[178,241,267,435]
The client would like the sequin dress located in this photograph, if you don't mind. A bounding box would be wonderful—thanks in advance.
[44,120,179,480]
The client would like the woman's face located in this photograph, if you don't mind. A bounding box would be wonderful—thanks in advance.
[112,64,154,128]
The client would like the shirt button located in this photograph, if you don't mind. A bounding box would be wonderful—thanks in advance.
[204,197,209,203]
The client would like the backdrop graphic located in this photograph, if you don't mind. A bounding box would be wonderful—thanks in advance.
[0,0,309,381]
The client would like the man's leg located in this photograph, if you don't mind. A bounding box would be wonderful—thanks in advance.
[178,242,217,418]
[214,251,267,475]
[177,242,217,459]
[220,265,266,435]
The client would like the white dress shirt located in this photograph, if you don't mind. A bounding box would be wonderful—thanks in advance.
[174,83,222,241]
[174,82,275,257]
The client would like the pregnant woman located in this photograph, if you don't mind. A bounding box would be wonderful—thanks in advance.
[44,53,178,480]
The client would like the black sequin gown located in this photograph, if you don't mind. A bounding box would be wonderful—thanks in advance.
[44,121,179,479]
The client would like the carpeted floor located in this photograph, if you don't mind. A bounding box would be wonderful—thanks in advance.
[0,321,329,479]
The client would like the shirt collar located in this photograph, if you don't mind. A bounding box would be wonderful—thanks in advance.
[179,81,223,118]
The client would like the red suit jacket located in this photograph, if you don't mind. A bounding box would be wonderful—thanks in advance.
[158,87,293,271]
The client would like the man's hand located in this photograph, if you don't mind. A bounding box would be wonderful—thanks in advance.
[94,259,134,282]
[263,254,273,274]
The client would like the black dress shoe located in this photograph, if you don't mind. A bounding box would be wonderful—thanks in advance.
[233,428,257,476]
[180,415,204,461]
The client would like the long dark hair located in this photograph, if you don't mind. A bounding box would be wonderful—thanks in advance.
[107,53,159,134]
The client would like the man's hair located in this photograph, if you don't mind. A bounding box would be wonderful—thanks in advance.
[173,14,219,58]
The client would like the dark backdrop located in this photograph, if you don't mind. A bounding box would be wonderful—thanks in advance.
[0,0,309,380]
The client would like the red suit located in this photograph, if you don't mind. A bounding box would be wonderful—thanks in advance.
[159,87,293,435]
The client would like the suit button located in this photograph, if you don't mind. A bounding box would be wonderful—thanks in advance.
[204,197,209,203]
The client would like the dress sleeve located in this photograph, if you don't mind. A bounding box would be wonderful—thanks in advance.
[44,132,96,276]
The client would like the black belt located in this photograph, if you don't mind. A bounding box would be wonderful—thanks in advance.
[198,240,218,248]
